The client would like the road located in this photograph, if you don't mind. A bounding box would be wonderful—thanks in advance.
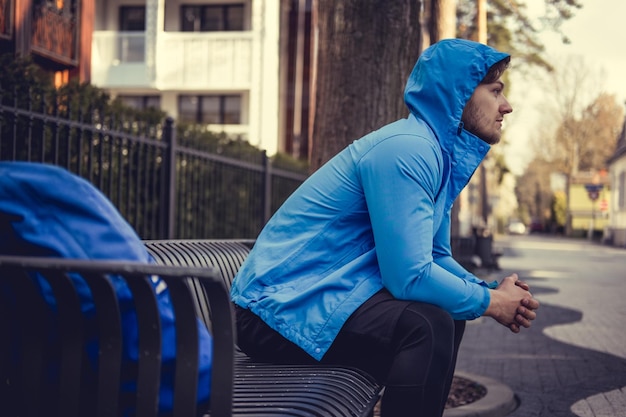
[456,234,626,417]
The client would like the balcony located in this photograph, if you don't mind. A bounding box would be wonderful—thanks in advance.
[91,31,253,91]
[0,0,11,40]
[91,32,148,87]
[31,4,77,66]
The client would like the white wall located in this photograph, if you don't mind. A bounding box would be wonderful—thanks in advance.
[92,0,281,155]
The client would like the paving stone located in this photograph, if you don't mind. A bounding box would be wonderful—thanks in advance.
[454,236,626,417]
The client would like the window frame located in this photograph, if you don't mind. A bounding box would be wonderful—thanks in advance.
[178,94,242,125]
[117,95,161,111]
[180,3,245,32]
[119,6,146,31]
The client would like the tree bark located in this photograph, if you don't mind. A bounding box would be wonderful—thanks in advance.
[429,0,457,42]
[310,0,422,171]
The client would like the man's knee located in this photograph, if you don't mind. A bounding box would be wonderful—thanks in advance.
[396,302,456,349]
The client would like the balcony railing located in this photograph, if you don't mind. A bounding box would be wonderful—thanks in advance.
[91,31,253,90]
[118,33,146,63]
[155,32,253,90]
[0,0,12,40]
[31,5,77,65]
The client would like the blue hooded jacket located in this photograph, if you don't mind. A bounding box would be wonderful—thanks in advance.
[231,39,510,360]
[0,162,212,414]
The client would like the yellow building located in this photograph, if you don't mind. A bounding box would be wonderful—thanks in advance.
[607,113,626,246]
[568,171,610,238]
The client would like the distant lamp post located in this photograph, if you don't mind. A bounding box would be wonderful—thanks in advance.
[535,182,541,221]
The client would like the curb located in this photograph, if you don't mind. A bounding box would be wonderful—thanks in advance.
[444,372,518,417]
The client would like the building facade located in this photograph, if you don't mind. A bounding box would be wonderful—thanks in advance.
[567,171,610,239]
[0,0,94,84]
[607,112,626,246]
[91,0,315,157]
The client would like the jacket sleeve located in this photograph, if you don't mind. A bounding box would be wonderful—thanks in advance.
[358,135,490,320]
[432,212,495,287]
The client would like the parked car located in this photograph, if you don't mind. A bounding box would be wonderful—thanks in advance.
[528,218,544,233]
[507,220,527,235]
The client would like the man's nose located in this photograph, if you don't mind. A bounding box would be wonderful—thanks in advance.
[500,96,513,114]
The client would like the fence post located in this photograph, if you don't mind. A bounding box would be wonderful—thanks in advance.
[161,117,177,239]
[262,151,272,223]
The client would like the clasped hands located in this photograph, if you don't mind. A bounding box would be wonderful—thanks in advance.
[485,273,540,333]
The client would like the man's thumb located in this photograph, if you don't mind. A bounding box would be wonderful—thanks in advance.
[504,273,518,284]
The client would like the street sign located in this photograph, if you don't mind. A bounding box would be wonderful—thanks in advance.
[585,183,603,201]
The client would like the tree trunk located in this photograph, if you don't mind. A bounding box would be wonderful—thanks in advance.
[309,0,422,171]
[428,0,457,42]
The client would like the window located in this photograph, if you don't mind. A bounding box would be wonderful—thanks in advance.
[118,6,145,62]
[118,95,161,111]
[181,4,244,31]
[179,95,241,124]
[119,6,145,31]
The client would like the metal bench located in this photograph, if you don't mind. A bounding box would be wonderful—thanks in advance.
[0,240,382,417]
[0,256,232,417]
[145,239,383,417]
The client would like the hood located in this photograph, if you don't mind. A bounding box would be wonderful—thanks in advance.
[404,39,510,152]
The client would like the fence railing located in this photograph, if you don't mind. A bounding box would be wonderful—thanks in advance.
[0,89,307,240]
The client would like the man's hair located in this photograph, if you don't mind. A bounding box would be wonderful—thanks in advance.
[481,56,510,84]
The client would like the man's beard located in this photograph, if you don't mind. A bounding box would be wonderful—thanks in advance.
[461,102,501,145]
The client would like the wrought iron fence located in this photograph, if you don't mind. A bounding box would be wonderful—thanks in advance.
[0,88,307,240]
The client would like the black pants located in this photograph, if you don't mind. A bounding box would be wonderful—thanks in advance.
[235,289,466,417]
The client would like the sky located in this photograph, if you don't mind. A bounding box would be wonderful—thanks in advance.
[503,0,626,175]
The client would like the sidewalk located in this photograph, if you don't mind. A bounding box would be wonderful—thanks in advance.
[444,370,517,417]
[443,265,518,417]
[449,237,626,417]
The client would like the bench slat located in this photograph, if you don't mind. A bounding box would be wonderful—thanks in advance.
[82,272,123,417]
[0,257,231,417]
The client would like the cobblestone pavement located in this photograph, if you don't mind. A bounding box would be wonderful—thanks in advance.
[456,235,626,417]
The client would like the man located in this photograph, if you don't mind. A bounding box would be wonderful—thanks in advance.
[231,39,539,417]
